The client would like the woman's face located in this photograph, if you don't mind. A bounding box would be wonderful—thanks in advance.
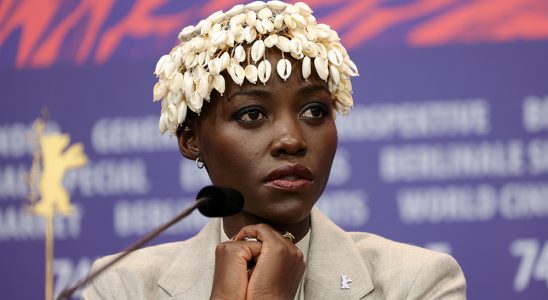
[182,53,337,225]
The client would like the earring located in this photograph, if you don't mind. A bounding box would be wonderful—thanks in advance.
[196,157,205,169]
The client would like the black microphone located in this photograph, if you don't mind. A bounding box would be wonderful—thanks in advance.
[56,186,243,300]
[197,185,244,217]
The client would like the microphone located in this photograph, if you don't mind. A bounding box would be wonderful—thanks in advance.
[197,185,244,217]
[56,186,243,300]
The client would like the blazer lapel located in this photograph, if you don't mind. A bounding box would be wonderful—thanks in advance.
[156,218,221,299]
[305,208,374,299]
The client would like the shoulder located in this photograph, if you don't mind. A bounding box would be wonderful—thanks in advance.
[82,219,219,300]
[81,241,187,299]
[349,232,466,299]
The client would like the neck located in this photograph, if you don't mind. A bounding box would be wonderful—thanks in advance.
[222,210,311,243]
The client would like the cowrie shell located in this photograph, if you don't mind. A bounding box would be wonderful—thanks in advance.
[291,14,307,27]
[246,1,267,11]
[246,11,257,26]
[183,71,194,99]
[220,52,231,69]
[208,57,221,75]
[177,100,188,124]
[190,37,207,52]
[304,25,317,41]
[230,13,246,28]
[244,26,257,43]
[262,19,274,32]
[295,2,313,16]
[303,41,317,57]
[255,19,266,34]
[316,43,328,58]
[234,31,245,43]
[284,14,296,30]
[267,0,287,11]
[197,51,206,67]
[170,72,184,92]
[208,10,225,23]
[290,38,303,56]
[226,4,245,17]
[346,59,359,76]
[209,23,222,36]
[197,76,209,99]
[170,91,183,105]
[226,30,235,47]
[337,90,353,106]
[167,103,177,123]
[234,45,246,63]
[162,59,175,78]
[328,49,343,66]
[258,60,272,83]
[153,81,167,101]
[276,36,290,52]
[245,64,258,84]
[229,64,245,85]
[184,52,195,68]
[264,34,278,48]
[251,40,265,62]
[273,14,284,29]
[213,74,225,95]
[189,92,203,113]
[314,57,329,81]
[329,64,340,85]
[155,54,169,76]
[159,112,168,134]
[258,7,272,20]
[316,28,330,40]
[284,5,299,15]
[211,30,227,47]
[201,19,212,35]
[178,25,195,41]
[194,19,205,35]
[277,58,292,81]
[302,56,311,81]
[173,48,183,67]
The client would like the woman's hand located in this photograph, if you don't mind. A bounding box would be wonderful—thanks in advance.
[237,224,306,300]
[210,224,305,300]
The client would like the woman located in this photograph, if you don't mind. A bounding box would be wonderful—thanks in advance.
[83,1,466,299]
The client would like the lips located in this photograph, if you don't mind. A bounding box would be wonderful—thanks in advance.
[264,164,314,190]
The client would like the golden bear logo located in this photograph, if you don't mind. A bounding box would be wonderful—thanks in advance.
[31,133,88,217]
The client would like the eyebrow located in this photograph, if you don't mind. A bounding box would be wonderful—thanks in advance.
[227,83,330,101]
[228,89,271,101]
[298,83,330,95]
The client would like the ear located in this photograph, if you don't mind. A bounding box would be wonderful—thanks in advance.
[177,125,200,160]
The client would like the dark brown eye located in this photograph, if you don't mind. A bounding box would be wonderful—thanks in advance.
[235,107,268,123]
[301,103,329,119]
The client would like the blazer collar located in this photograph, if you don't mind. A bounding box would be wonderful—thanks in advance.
[156,218,220,298]
[305,208,374,299]
[156,208,374,299]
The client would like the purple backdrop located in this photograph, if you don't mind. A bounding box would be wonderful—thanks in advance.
[1,1,548,299]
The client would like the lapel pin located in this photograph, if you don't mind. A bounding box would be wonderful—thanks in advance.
[341,275,352,289]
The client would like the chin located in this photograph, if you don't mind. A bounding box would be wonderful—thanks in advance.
[246,201,313,225]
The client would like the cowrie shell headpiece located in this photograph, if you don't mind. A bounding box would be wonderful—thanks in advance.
[154,1,359,135]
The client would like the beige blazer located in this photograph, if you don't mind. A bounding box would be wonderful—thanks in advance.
[82,208,466,299]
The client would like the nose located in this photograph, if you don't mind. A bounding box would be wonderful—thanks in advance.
[270,117,308,157]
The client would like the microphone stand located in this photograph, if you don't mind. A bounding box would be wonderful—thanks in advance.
[56,197,209,300]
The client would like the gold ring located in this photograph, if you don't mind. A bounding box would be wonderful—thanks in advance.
[282,231,295,242]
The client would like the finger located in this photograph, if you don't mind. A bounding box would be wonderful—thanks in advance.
[210,241,263,299]
[234,223,291,246]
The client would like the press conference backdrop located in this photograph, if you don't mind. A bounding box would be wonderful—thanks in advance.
[1,0,547,299]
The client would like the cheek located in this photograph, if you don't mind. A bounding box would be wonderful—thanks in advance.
[199,125,265,184]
